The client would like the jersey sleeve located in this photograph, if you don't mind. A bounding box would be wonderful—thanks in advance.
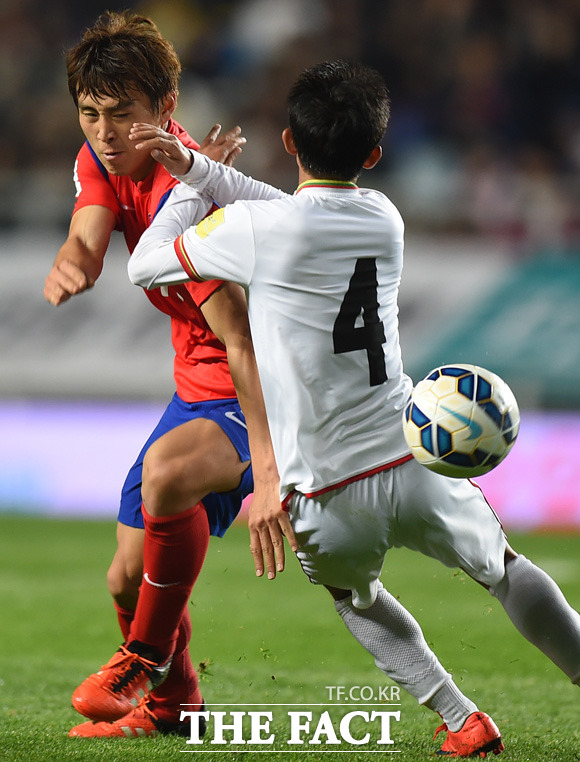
[183,278,224,308]
[175,202,256,286]
[72,142,120,221]
[129,189,256,290]
[176,151,287,206]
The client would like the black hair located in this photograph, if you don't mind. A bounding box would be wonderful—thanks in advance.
[287,60,390,181]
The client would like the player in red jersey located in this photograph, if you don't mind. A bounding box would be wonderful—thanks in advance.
[44,11,292,738]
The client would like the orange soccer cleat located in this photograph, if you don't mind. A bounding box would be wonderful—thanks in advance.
[434,711,504,757]
[72,645,172,722]
[69,696,205,738]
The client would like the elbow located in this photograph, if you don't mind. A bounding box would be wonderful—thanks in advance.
[127,256,150,288]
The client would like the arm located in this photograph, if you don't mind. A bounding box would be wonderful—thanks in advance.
[129,170,294,576]
[44,205,115,306]
[129,190,256,289]
[200,284,298,578]
[130,122,287,206]
[128,183,212,288]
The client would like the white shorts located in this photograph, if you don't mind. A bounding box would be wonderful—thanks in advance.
[287,457,507,609]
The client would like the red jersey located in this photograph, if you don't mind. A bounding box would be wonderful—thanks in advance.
[72,119,236,403]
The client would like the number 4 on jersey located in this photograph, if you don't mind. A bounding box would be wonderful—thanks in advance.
[333,258,387,387]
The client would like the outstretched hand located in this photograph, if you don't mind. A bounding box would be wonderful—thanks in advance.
[130,123,246,175]
[198,124,246,166]
[248,485,298,580]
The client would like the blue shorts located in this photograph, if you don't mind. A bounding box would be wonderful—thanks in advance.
[118,394,253,537]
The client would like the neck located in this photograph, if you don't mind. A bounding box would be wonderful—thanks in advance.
[296,165,357,188]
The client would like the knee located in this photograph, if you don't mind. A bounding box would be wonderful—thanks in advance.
[107,557,142,607]
[505,544,518,564]
[141,445,184,511]
[487,546,519,593]
[325,585,352,602]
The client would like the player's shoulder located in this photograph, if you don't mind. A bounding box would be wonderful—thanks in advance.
[358,185,400,212]
[76,140,108,179]
[227,192,291,219]
[359,188,404,229]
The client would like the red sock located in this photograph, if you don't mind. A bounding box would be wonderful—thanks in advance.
[114,602,134,641]
[130,503,210,661]
[116,587,202,720]
[149,609,203,722]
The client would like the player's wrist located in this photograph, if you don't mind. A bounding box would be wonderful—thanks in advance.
[175,150,211,185]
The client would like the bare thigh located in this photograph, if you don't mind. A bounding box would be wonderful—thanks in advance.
[142,417,250,517]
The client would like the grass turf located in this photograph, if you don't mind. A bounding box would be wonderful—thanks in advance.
[0,515,579,761]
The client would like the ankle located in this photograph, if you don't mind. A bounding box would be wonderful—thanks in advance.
[126,640,165,665]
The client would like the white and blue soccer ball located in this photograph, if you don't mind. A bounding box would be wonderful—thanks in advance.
[402,363,520,478]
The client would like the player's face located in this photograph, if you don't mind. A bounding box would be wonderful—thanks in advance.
[77,90,167,181]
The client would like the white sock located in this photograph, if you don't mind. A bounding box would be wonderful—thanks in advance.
[424,679,478,732]
[490,554,580,683]
[334,583,477,730]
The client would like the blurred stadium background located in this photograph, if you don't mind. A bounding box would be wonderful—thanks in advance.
[1,0,580,530]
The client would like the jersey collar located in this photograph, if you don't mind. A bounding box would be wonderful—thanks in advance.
[295,179,358,194]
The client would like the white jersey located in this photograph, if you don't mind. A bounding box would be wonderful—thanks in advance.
[130,153,413,499]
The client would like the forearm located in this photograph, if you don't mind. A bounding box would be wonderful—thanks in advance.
[201,283,296,577]
[227,337,279,489]
[229,333,300,580]
[175,150,287,206]
[129,235,189,288]
[235,336,300,579]
[201,285,279,490]
[53,235,105,285]
[44,206,113,306]
[63,206,116,279]
[129,188,212,288]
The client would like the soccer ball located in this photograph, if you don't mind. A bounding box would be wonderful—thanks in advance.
[402,364,520,478]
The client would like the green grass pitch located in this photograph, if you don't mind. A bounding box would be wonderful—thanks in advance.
[0,515,579,761]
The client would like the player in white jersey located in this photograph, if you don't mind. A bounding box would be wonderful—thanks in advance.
[133,174,413,500]
[128,61,580,757]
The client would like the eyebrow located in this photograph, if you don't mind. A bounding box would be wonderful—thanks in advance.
[78,99,135,113]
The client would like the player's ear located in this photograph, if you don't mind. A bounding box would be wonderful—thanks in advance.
[362,145,382,170]
[160,91,178,122]
[282,127,297,155]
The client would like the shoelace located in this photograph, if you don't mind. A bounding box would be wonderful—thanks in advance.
[433,722,448,740]
[131,696,156,721]
[106,647,157,693]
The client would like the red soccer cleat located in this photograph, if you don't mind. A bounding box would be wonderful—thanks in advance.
[69,697,204,738]
[434,711,504,757]
[72,645,172,722]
